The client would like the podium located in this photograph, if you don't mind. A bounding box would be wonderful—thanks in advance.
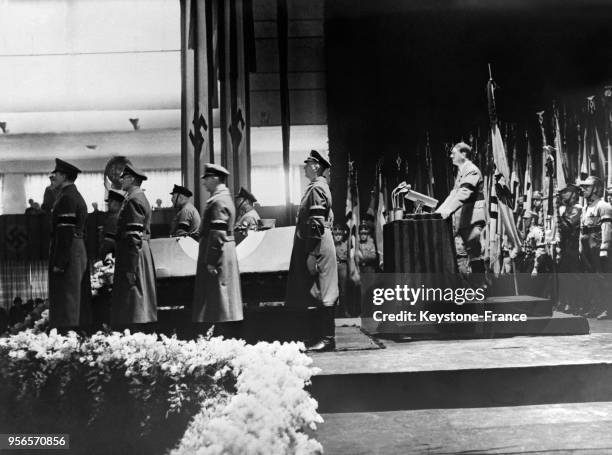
[383,214,457,273]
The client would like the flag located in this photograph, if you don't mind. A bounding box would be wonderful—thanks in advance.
[509,136,520,212]
[487,78,522,253]
[425,132,435,197]
[584,96,607,181]
[484,172,501,275]
[367,160,387,270]
[374,160,387,269]
[553,105,567,189]
[605,87,612,187]
[537,110,547,195]
[523,131,533,215]
[544,148,557,240]
[345,160,361,283]
[580,122,589,179]
[608,129,612,188]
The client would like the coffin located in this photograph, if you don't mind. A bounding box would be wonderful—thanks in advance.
[236,226,294,273]
[149,228,295,308]
[150,237,198,278]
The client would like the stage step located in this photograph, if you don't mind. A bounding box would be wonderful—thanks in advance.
[309,332,612,413]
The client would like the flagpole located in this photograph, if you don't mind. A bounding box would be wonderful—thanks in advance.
[511,258,519,295]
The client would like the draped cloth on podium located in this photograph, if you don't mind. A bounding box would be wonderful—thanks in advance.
[383,215,457,274]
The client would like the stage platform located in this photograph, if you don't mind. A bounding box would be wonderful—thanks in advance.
[310,318,612,414]
[311,318,612,453]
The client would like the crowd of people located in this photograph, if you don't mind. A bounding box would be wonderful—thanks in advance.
[511,177,612,319]
[0,297,49,335]
[12,141,608,353]
[36,151,339,351]
[332,221,379,317]
[435,142,612,320]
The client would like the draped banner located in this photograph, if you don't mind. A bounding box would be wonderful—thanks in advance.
[366,159,387,270]
[0,215,50,261]
[220,0,252,195]
[0,260,48,310]
[181,0,253,201]
[584,96,607,182]
[345,160,361,284]
[523,131,533,216]
[553,105,567,189]
[0,213,107,262]
[181,0,214,211]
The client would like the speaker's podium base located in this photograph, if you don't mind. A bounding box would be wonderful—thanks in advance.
[367,217,589,339]
[383,215,456,274]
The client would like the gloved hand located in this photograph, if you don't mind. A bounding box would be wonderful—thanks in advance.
[126,272,137,287]
[306,254,319,276]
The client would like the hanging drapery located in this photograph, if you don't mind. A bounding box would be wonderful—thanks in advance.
[222,0,251,195]
[181,0,215,210]
[0,260,48,309]
[0,174,4,215]
[181,0,253,205]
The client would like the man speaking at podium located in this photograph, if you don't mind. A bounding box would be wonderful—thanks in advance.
[435,142,486,273]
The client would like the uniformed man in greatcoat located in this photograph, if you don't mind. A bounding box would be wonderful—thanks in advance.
[435,142,486,274]
[48,159,92,330]
[170,184,201,240]
[192,164,243,338]
[111,164,158,329]
[286,150,338,352]
[579,176,612,319]
[99,189,125,258]
[234,187,261,239]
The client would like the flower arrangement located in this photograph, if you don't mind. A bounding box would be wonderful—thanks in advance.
[90,254,115,296]
[171,341,323,455]
[0,330,322,455]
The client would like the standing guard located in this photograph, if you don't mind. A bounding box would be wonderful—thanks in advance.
[556,184,583,312]
[531,191,545,227]
[192,164,243,338]
[435,142,486,274]
[170,184,201,239]
[111,164,158,329]
[48,159,92,330]
[234,187,261,237]
[358,221,378,274]
[333,224,350,317]
[579,176,612,319]
[286,150,338,351]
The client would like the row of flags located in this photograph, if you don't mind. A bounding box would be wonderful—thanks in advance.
[344,76,612,275]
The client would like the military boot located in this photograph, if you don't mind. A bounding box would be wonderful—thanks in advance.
[307,306,336,352]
